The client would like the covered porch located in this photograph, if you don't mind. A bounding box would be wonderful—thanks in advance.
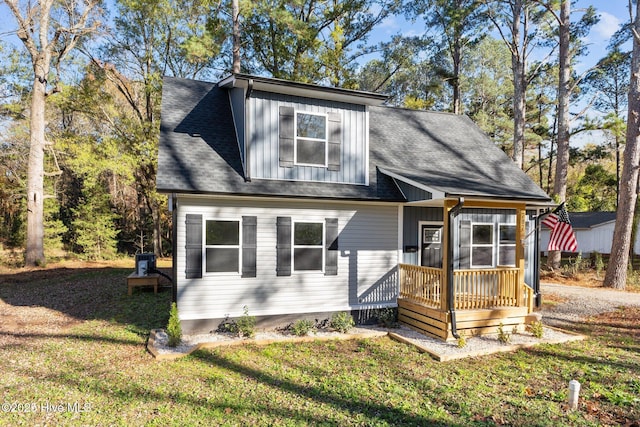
[394,198,540,341]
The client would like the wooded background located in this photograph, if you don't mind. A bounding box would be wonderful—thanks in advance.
[0,0,637,280]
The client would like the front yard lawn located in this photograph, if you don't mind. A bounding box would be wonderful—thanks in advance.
[1,263,638,426]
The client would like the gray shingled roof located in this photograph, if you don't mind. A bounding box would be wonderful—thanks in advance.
[156,76,403,201]
[369,107,551,201]
[157,76,551,203]
[564,212,616,229]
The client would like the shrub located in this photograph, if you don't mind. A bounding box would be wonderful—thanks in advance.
[497,323,511,344]
[330,312,354,333]
[236,305,256,338]
[376,307,399,328]
[167,302,182,347]
[593,252,605,278]
[526,320,544,338]
[291,319,316,336]
[456,333,467,348]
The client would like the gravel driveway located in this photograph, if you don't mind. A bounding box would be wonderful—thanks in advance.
[540,282,640,328]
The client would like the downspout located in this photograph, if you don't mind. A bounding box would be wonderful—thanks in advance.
[448,197,464,339]
[171,193,178,303]
[534,209,547,308]
[244,78,254,182]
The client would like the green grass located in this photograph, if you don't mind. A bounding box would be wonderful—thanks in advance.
[1,265,639,426]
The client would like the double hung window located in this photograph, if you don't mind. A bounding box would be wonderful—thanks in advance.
[293,221,324,271]
[498,224,516,266]
[471,224,494,267]
[295,112,327,166]
[205,220,240,273]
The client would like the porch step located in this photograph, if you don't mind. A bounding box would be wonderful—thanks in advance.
[398,298,530,341]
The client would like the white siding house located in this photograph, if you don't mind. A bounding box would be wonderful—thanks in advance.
[157,74,552,334]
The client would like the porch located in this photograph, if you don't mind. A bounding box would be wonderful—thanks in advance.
[398,264,535,340]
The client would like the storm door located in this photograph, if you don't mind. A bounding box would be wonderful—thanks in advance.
[420,223,443,268]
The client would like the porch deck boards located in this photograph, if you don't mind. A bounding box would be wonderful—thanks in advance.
[398,298,529,341]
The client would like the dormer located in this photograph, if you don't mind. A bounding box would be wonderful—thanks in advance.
[219,74,388,185]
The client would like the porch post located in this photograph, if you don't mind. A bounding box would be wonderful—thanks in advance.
[516,205,526,307]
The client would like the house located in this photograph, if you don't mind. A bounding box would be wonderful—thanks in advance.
[540,211,640,256]
[156,74,552,340]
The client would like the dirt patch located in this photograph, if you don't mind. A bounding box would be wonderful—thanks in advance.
[540,270,604,288]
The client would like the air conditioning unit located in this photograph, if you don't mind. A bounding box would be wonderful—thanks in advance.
[135,253,156,276]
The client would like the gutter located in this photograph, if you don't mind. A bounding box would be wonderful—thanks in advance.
[447,197,464,339]
[244,78,253,182]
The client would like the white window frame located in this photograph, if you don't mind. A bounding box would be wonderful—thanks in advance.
[294,111,328,167]
[470,222,494,268]
[203,218,241,275]
[497,223,516,267]
[292,220,325,272]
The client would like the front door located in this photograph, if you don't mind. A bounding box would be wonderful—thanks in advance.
[420,224,443,268]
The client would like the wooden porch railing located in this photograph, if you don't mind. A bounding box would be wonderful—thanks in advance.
[453,268,520,309]
[398,263,442,308]
[399,264,524,310]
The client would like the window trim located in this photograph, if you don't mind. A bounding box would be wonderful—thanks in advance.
[203,218,242,275]
[292,220,325,272]
[470,222,494,268]
[294,111,328,167]
[497,223,516,267]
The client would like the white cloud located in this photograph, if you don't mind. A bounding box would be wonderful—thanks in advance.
[593,11,621,41]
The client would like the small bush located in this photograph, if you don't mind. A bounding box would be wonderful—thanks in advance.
[497,323,511,344]
[376,307,399,328]
[526,320,544,338]
[330,312,354,333]
[456,333,467,348]
[291,319,316,336]
[167,302,182,347]
[236,305,256,338]
[593,252,605,278]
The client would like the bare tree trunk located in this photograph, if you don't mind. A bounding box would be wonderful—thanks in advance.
[548,0,571,269]
[25,63,49,266]
[604,1,640,290]
[232,0,240,73]
[452,39,462,114]
[511,0,525,169]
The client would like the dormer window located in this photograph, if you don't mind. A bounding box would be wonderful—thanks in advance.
[295,112,327,166]
[279,106,341,171]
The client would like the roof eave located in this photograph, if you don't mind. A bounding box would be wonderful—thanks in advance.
[219,73,389,106]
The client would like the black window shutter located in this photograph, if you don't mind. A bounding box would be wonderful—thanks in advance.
[327,112,341,171]
[242,216,257,278]
[459,220,471,269]
[279,106,294,168]
[276,216,291,276]
[325,218,338,275]
[185,214,202,279]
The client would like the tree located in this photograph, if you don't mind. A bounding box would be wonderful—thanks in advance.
[604,1,640,290]
[537,0,598,268]
[409,0,489,114]
[241,0,396,85]
[583,48,631,206]
[94,0,224,256]
[4,0,101,266]
[485,0,548,168]
[461,37,514,149]
[357,36,447,108]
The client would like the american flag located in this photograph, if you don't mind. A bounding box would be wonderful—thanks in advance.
[541,203,577,252]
